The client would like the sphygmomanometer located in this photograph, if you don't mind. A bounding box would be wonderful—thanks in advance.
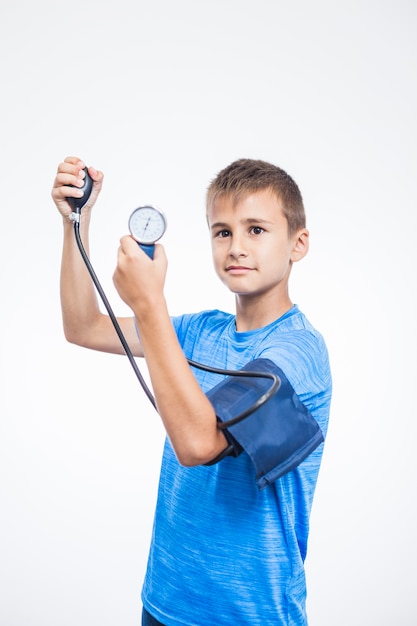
[67,169,323,489]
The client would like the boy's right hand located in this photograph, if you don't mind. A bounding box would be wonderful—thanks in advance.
[51,156,104,220]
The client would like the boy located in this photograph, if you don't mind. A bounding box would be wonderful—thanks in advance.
[52,156,332,626]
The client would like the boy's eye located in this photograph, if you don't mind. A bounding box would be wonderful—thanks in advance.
[217,229,231,238]
[250,226,264,235]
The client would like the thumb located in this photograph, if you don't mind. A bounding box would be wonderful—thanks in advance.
[83,166,104,209]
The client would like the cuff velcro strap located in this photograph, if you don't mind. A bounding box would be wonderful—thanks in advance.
[205,358,324,490]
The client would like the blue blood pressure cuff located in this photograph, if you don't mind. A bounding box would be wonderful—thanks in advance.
[205,358,324,490]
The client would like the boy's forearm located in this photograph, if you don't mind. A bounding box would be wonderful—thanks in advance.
[135,301,227,466]
[60,216,102,344]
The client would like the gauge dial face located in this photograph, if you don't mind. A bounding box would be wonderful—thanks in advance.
[128,205,167,245]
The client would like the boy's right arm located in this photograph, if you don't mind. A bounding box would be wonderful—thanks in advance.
[52,156,143,357]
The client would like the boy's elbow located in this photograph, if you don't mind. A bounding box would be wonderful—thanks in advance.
[177,453,209,468]
[174,433,229,468]
[63,326,79,345]
[177,451,205,468]
[62,312,104,349]
[63,324,90,348]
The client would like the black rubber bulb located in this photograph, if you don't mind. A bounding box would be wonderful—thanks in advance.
[66,167,94,213]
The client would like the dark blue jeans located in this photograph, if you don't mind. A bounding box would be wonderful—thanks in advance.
[142,607,165,626]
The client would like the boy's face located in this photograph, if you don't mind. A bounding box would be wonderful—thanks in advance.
[207,189,308,302]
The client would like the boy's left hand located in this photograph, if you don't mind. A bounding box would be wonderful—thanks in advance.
[113,235,168,314]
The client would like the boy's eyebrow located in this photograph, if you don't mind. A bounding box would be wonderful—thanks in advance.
[210,218,274,230]
[209,221,229,230]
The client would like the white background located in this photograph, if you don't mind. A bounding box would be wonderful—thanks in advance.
[0,1,416,624]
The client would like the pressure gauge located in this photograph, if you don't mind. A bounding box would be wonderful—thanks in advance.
[128,205,167,258]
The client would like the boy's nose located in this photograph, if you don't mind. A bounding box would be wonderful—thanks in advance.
[228,236,248,259]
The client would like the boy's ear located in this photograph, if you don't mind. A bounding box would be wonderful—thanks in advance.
[291,229,309,263]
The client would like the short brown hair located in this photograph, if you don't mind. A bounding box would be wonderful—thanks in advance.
[206,159,306,235]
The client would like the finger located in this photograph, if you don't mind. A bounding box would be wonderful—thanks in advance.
[57,162,85,176]
[54,171,86,188]
[116,238,131,264]
[86,166,103,183]
[120,234,139,252]
[63,156,86,168]
[152,243,166,262]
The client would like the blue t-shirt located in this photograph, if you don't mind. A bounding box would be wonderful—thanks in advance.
[141,306,332,626]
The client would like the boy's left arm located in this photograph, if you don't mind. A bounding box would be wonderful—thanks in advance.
[113,235,228,466]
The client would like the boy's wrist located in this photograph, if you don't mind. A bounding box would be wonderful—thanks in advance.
[133,295,168,329]
[62,210,91,230]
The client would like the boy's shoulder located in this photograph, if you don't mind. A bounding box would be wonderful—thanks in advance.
[171,309,234,355]
[258,307,331,396]
[172,309,234,330]
[172,306,322,340]
[263,306,327,349]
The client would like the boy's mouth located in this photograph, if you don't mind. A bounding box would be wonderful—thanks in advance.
[226,265,253,274]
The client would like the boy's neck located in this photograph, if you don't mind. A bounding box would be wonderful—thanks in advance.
[234,293,294,332]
